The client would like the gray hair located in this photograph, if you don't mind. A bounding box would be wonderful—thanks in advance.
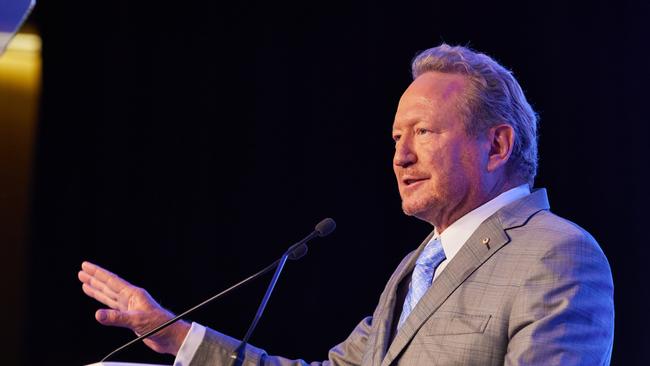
[411,44,539,186]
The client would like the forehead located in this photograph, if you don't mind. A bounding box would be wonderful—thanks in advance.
[393,71,469,128]
[406,72,468,100]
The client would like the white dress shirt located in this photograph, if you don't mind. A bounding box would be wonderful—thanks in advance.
[173,184,531,365]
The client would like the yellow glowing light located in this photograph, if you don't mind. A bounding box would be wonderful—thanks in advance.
[0,32,42,94]
[5,32,41,52]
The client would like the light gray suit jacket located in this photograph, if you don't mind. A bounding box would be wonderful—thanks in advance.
[190,189,614,365]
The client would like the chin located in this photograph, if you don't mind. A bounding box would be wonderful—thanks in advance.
[401,198,437,220]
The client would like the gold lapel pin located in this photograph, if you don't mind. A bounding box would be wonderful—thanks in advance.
[482,237,490,249]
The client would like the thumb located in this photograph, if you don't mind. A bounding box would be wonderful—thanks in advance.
[95,309,131,328]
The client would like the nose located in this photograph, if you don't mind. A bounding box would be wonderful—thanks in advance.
[393,137,417,168]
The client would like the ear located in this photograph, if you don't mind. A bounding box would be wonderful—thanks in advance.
[486,123,515,173]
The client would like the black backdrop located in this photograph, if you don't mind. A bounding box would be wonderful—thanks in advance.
[23,0,649,365]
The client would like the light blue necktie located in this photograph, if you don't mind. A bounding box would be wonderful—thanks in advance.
[397,236,446,329]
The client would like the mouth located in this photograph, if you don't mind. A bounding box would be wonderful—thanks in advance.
[402,177,428,187]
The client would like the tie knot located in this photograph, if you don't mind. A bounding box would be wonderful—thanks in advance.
[416,236,446,267]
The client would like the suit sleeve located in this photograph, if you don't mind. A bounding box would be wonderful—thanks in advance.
[188,316,373,366]
[505,233,615,365]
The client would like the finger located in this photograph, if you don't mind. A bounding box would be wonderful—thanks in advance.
[78,270,90,284]
[95,309,133,329]
[87,275,121,302]
[82,261,133,294]
[79,270,121,305]
[82,283,120,309]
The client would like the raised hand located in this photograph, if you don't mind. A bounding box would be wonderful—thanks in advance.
[78,261,190,356]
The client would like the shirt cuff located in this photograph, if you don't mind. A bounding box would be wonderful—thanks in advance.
[173,322,206,366]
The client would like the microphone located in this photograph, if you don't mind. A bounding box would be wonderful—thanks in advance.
[316,217,337,236]
[286,217,336,260]
[100,218,336,363]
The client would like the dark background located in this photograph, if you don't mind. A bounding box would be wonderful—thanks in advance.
[15,0,650,364]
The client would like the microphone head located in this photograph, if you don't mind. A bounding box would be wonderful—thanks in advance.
[315,218,336,237]
[288,243,308,260]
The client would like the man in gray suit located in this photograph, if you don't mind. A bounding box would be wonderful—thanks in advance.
[79,44,614,365]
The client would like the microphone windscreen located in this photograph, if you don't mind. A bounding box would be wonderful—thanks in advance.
[288,243,308,260]
[315,218,336,237]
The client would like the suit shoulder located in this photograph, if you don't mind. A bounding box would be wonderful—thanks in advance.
[500,210,613,291]
[514,209,597,243]
[505,209,607,262]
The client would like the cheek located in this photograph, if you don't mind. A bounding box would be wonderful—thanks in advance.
[424,143,458,172]
[458,147,486,182]
[430,143,481,187]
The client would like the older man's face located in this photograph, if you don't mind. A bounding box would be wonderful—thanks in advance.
[392,72,488,227]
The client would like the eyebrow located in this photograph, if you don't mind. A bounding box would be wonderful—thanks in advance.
[393,113,443,130]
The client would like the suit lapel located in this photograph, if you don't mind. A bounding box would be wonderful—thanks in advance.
[380,189,550,366]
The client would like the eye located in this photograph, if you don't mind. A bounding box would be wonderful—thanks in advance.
[415,128,430,135]
[392,134,401,143]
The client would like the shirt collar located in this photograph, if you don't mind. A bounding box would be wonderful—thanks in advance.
[431,184,531,262]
